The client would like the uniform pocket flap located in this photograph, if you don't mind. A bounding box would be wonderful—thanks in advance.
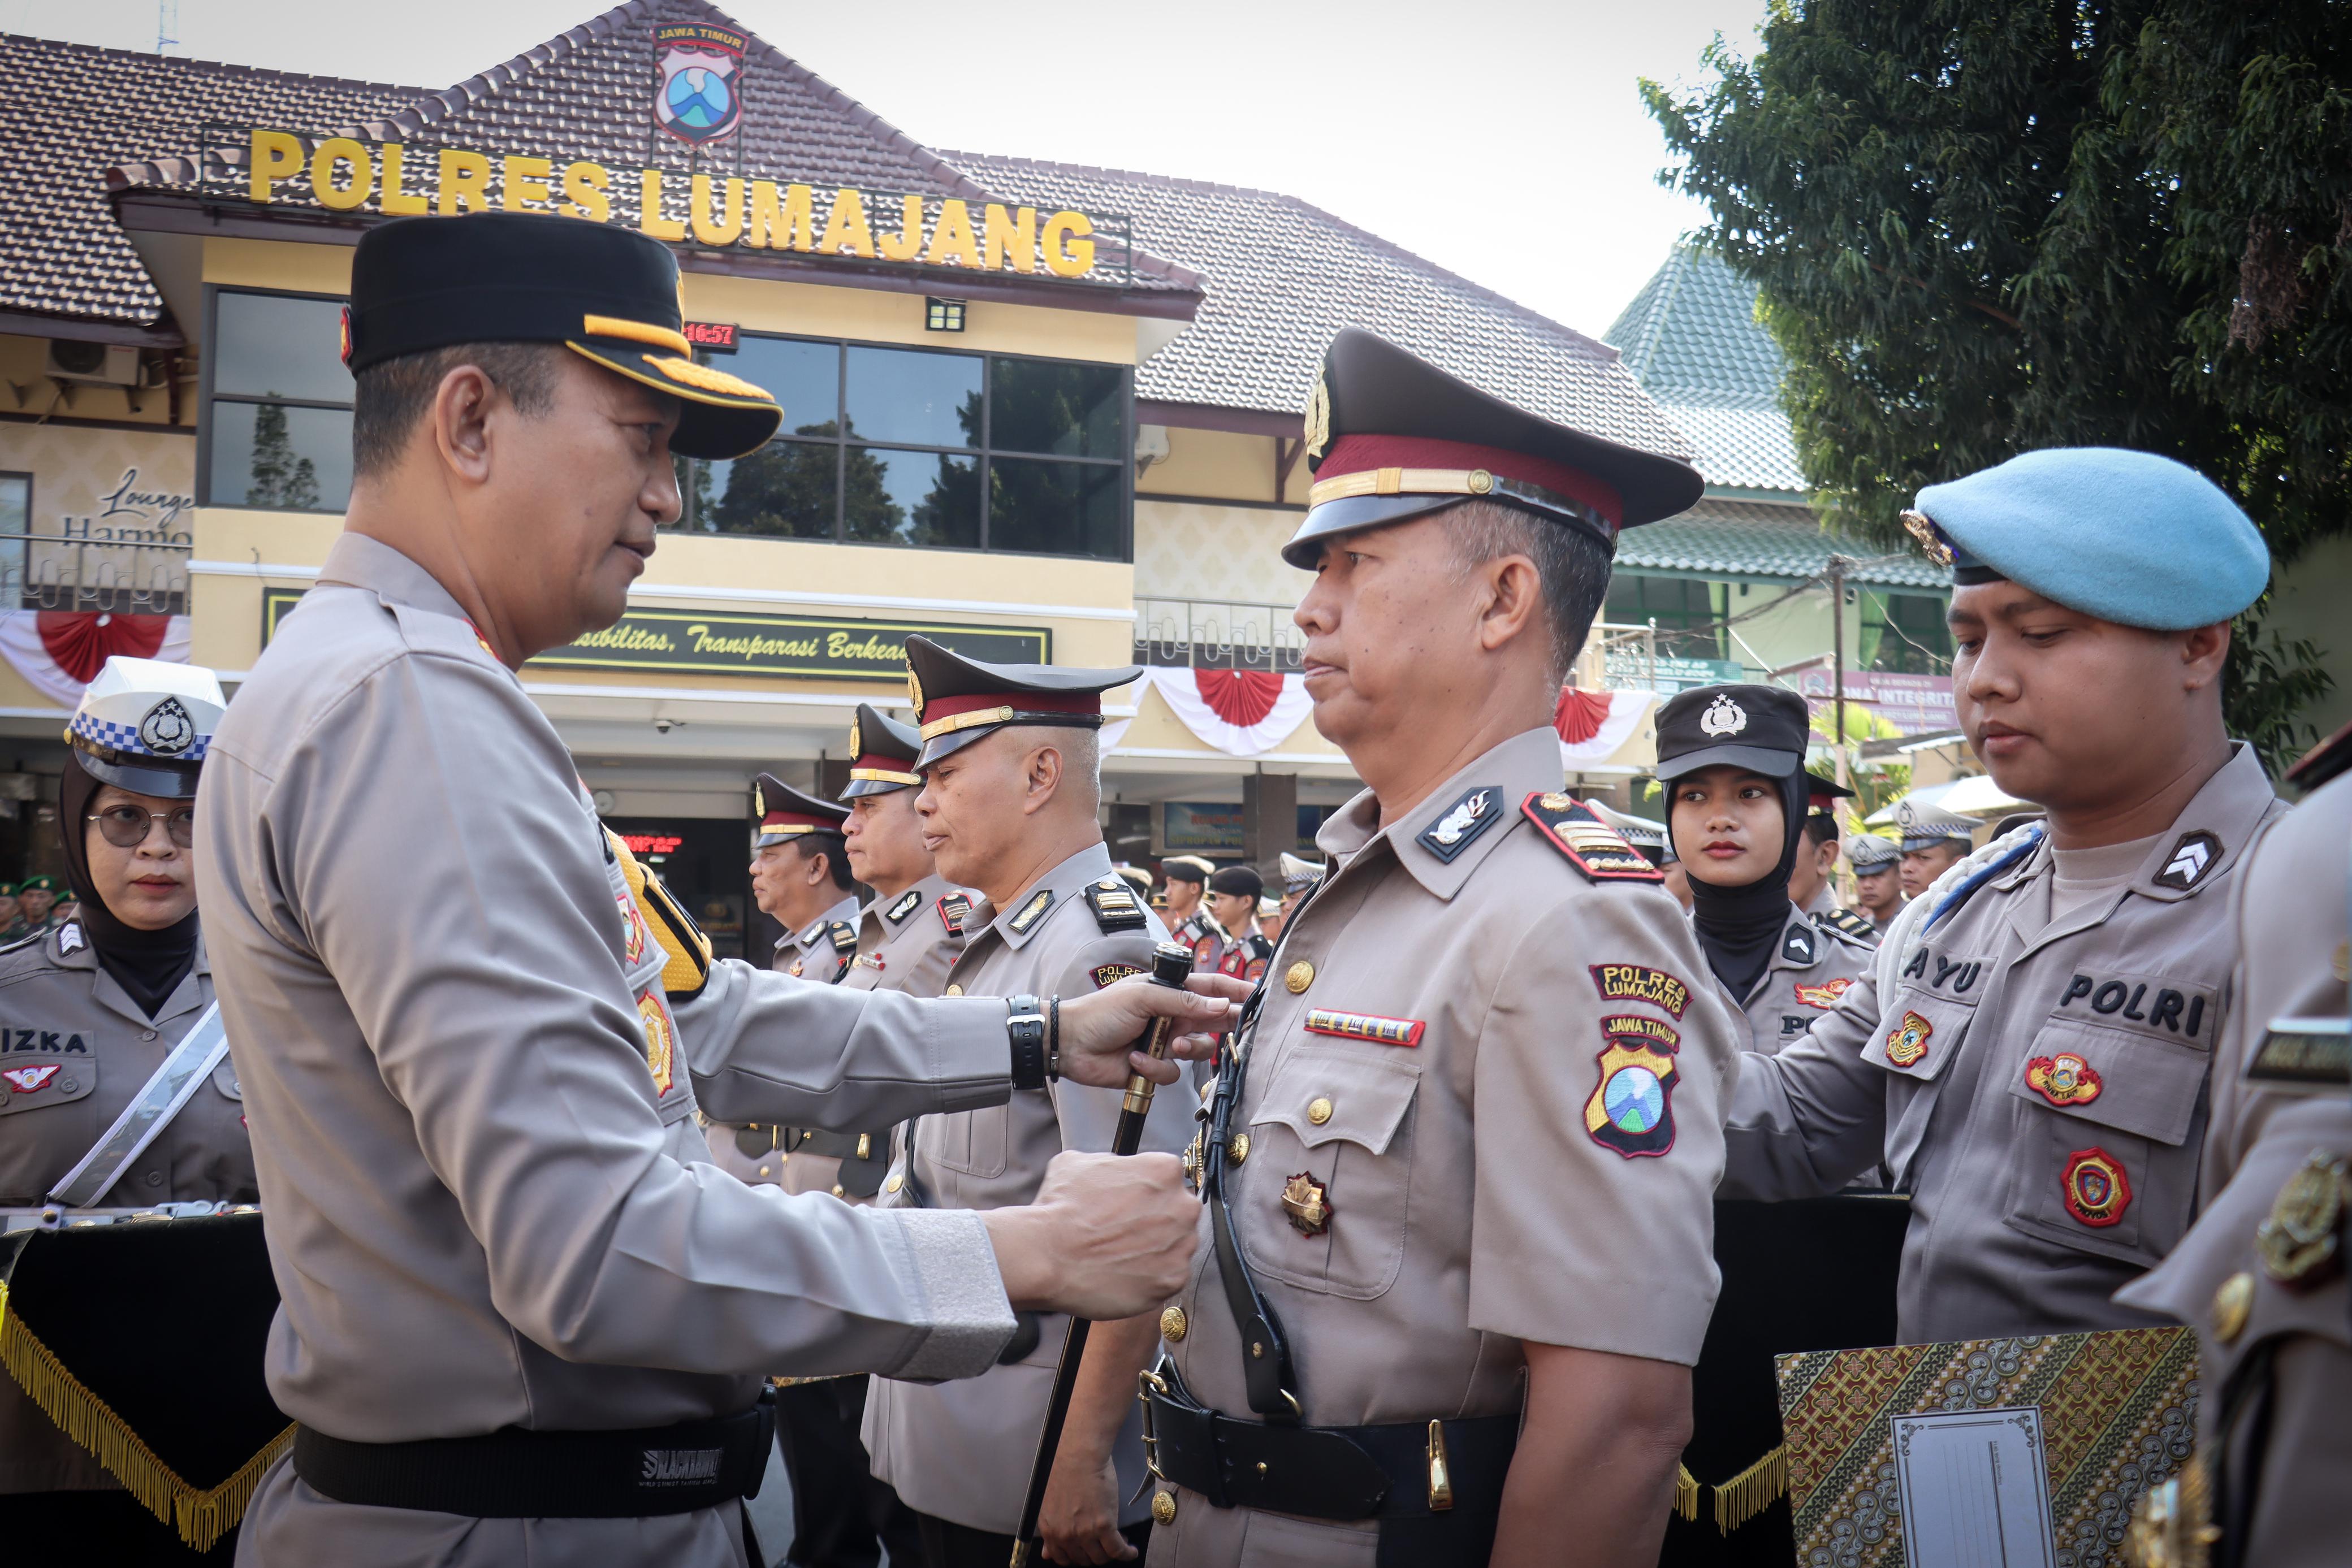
[1251,1048,1420,1156]
[1860,989,1973,1083]
[0,1058,96,1115]
[2007,1021,2210,1147]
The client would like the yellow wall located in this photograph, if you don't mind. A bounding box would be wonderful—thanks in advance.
[0,333,185,427]
[1138,426,1309,506]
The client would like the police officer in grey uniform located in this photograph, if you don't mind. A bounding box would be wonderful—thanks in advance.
[753,775,861,982]
[2113,726,2352,1568]
[1722,447,2283,1341]
[0,658,243,1560]
[194,213,1229,1568]
[1656,685,1877,1056]
[1892,794,1976,900]
[1160,856,1217,949]
[1844,832,1904,936]
[865,636,1188,1568]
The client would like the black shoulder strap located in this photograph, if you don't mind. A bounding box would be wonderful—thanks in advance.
[1083,876,1148,933]
[827,920,859,954]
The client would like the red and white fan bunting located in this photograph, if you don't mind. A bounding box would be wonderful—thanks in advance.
[0,611,192,709]
[1555,685,1651,766]
[1130,667,1316,758]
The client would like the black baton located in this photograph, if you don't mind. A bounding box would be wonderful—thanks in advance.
[1010,941,1197,1566]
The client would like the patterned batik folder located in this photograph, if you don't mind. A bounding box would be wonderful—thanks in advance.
[1774,1328,2197,1568]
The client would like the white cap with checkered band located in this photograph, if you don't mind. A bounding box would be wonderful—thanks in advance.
[64,655,227,799]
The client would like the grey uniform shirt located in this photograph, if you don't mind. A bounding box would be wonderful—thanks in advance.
[707,891,866,1192]
[1715,903,1877,1056]
[775,894,861,982]
[863,842,1185,1535]
[2114,769,2352,1568]
[197,534,1020,1567]
[1153,729,1740,1568]
[1723,743,2284,1341]
[0,924,239,1493]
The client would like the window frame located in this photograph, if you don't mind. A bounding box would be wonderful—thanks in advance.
[198,283,357,515]
[677,330,1133,563]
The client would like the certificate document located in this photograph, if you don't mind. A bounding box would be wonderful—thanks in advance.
[1890,1406,2056,1568]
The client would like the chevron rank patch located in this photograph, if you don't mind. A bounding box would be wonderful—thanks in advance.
[1416,785,1501,863]
[1009,888,1054,934]
[1793,976,1854,1010]
[1522,793,1663,882]
[1091,962,1144,990]
[1084,876,1148,932]
[1780,922,1817,964]
[2153,830,2223,891]
[886,889,924,924]
[1304,1009,1425,1047]
[937,891,972,936]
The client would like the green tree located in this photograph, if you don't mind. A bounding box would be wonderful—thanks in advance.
[1642,1,2349,768]
[247,401,320,511]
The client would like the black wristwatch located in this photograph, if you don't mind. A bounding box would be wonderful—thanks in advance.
[1007,995,1048,1090]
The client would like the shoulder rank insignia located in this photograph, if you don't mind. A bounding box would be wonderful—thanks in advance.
[2247,1021,2350,1086]
[885,889,924,925]
[1813,907,1879,945]
[937,891,972,937]
[2154,830,2223,892]
[1083,875,1148,933]
[1792,976,1853,1011]
[1304,1009,1424,1047]
[1583,1013,1681,1159]
[1416,785,1502,864]
[1009,887,1054,935]
[1522,794,1663,882]
[56,922,85,956]
[1091,962,1144,989]
[1780,922,1817,964]
[827,921,859,954]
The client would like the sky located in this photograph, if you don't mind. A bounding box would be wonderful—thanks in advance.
[7,0,1771,339]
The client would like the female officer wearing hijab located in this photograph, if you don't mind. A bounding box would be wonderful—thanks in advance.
[1654,684,1877,1055]
[0,656,249,1562]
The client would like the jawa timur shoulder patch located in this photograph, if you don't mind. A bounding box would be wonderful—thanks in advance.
[1583,1013,1682,1159]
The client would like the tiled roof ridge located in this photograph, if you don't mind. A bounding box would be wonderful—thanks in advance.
[1607,240,1697,382]
[939,147,1623,365]
[1,28,425,103]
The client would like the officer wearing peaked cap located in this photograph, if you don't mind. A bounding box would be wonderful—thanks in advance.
[1892,792,1978,899]
[1722,447,2288,1345]
[194,212,1229,1568]
[1145,328,1741,1567]
[1,658,254,1549]
[1843,832,1905,937]
[866,636,1191,1565]
[752,774,861,984]
[1158,856,1219,948]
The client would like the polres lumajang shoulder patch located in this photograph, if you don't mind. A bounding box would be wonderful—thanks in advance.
[1522,794,1663,882]
[1415,785,1501,863]
[1583,1013,1681,1159]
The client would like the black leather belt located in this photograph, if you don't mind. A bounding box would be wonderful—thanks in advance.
[732,1125,889,1198]
[292,1392,773,1518]
[1140,1362,1515,1566]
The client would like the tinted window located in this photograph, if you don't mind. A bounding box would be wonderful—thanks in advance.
[844,348,980,448]
[208,402,354,513]
[702,440,838,539]
[989,358,1123,458]
[991,459,1122,557]
[213,293,353,402]
[848,450,980,549]
[727,339,841,437]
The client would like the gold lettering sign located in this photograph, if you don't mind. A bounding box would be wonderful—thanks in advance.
[237,128,1116,281]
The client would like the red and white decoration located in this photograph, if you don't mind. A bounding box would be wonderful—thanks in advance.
[0,611,192,709]
[1128,667,1316,758]
[1555,686,1652,767]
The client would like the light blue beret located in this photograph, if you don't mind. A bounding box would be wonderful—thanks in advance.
[1912,448,2269,630]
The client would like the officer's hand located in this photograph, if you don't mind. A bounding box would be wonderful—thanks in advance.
[1040,1452,1135,1563]
[982,1150,1198,1320]
[1055,973,1251,1089]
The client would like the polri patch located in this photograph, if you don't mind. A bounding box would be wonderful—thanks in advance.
[1588,964,1690,1020]
[1583,1014,1681,1159]
[886,889,924,924]
[1416,786,1501,863]
[1521,792,1663,882]
[1883,1011,1933,1068]
[1009,888,1054,934]
[1304,1009,1425,1047]
[2061,1146,2132,1227]
[2247,1024,2350,1086]
[2153,830,2223,891]
[2025,1051,2103,1107]
[1793,977,1853,1010]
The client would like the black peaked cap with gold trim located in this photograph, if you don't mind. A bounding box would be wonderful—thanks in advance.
[904,634,1139,769]
[1285,328,1704,569]
[840,703,924,799]
[345,213,782,460]
[754,772,848,848]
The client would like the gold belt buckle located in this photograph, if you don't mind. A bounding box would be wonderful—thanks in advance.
[1138,1368,1171,1483]
[1425,1419,1454,1511]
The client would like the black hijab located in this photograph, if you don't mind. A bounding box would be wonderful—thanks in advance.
[59,752,200,1019]
[1675,766,1811,1002]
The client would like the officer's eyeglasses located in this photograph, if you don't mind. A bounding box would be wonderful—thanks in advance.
[87,805,197,848]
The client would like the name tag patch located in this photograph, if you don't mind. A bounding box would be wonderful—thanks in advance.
[1898,947,1988,997]
[1589,964,1690,1019]
[2055,971,2214,1042]
[3,1026,93,1055]
[1304,1009,1425,1047]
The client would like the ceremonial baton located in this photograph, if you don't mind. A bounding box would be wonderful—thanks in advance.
[1010,941,1197,1567]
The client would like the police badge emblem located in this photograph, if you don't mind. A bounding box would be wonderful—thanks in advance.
[1698,694,1747,738]
[1901,509,1956,568]
[1281,1172,1332,1237]
[137,696,196,755]
[1303,371,1331,463]
[652,21,748,146]
[2255,1151,2346,1286]
[637,991,676,1095]
[1883,1010,1933,1067]
[2061,1146,2132,1227]
[1582,1014,1682,1159]
[2025,1051,2103,1107]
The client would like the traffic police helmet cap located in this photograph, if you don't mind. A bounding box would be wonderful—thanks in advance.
[66,655,226,800]
[1846,833,1901,872]
[1909,447,2269,631]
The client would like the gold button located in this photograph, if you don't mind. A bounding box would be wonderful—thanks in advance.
[1307,1097,1333,1125]
[1255,1461,1268,1476]
[1228,1133,1251,1164]
[757,1166,771,1179]
[1160,1305,1187,1342]
[2211,1271,2254,1345]
[1151,1491,1177,1526]
[1284,960,1315,994]
[884,1173,903,1194]
[945,984,963,997]
[831,1184,846,1198]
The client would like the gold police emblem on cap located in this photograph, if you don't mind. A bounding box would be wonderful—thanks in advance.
[1303,371,1331,462]
[848,716,863,758]
[2256,1151,2347,1287]
[1901,509,1955,569]
[754,783,767,816]
[905,659,925,717]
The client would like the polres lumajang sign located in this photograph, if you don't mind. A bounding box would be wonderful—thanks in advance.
[235,128,1118,281]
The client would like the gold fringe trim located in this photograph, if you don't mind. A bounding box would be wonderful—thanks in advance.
[0,1280,295,1552]
[1674,1462,1701,1522]
[1710,1444,1789,1536]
